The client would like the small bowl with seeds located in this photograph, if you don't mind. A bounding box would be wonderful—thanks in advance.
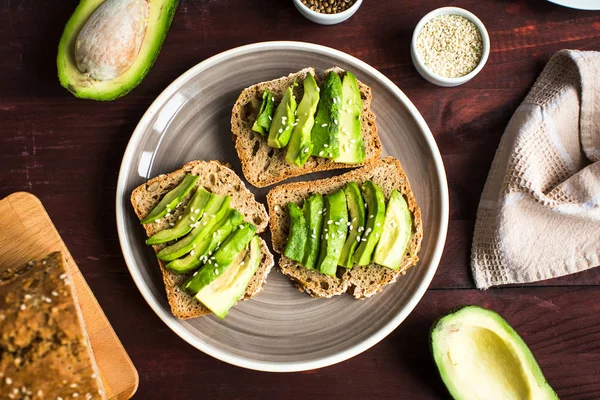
[411,7,489,87]
[293,0,362,25]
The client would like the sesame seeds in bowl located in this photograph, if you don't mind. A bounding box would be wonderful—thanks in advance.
[411,7,490,87]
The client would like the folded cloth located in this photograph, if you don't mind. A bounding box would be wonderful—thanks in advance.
[471,50,600,289]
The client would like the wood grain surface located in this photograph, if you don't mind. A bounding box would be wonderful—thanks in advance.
[0,193,138,399]
[1,0,599,398]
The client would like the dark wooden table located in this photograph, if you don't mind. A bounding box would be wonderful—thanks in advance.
[2,1,600,398]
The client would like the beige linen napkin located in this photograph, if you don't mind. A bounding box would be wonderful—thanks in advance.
[471,50,600,289]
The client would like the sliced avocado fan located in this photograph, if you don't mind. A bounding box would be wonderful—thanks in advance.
[57,0,179,100]
[431,306,558,400]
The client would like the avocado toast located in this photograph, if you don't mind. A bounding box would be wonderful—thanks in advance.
[231,67,382,188]
[267,157,423,299]
[131,160,274,319]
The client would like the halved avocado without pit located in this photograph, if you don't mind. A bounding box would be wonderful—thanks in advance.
[431,306,558,400]
[57,0,179,100]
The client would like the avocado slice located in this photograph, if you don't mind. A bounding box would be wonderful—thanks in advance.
[195,236,262,319]
[285,73,320,166]
[302,193,325,270]
[145,187,212,245]
[353,181,386,265]
[338,182,365,268]
[57,0,179,101]
[284,203,308,263]
[311,71,342,159]
[183,223,257,294]
[252,89,274,136]
[317,189,348,276]
[373,190,412,270]
[431,306,558,400]
[335,71,365,164]
[164,209,244,274]
[155,195,230,261]
[140,173,198,224]
[267,87,297,148]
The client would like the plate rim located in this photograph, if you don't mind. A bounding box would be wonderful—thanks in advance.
[546,0,600,10]
[115,41,449,372]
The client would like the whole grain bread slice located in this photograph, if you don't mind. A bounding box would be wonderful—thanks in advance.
[231,67,382,188]
[266,157,423,299]
[130,160,274,320]
[0,252,106,399]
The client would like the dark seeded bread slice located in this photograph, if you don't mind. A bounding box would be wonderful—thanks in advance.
[0,252,106,399]
[131,160,274,320]
[266,157,423,299]
[231,67,382,188]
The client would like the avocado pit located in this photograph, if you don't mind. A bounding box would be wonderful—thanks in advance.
[75,0,150,81]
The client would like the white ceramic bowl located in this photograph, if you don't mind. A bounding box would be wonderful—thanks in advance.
[411,7,490,87]
[292,0,362,25]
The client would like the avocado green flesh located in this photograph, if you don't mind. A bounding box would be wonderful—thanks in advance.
[140,173,198,224]
[183,223,257,294]
[431,306,558,400]
[353,181,386,266]
[302,194,325,270]
[156,195,230,261]
[145,187,212,245]
[317,189,348,276]
[311,71,342,158]
[195,236,261,319]
[284,203,308,263]
[373,190,412,270]
[164,209,243,274]
[252,89,274,135]
[57,0,179,100]
[335,71,365,164]
[268,87,297,148]
[338,182,365,268]
[285,73,320,166]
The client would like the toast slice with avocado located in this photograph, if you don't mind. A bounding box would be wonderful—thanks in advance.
[131,160,274,319]
[266,157,423,299]
[231,67,382,188]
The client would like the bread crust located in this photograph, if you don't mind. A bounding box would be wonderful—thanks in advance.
[130,160,274,319]
[0,252,106,399]
[231,67,382,188]
[266,157,423,299]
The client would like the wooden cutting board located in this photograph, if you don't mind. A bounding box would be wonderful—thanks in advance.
[0,192,138,399]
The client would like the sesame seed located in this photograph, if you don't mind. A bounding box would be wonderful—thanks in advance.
[202,221,208,226]
[37,390,43,397]
[364,202,368,208]
[44,298,52,304]
[20,304,26,311]
[334,221,340,225]
[165,212,171,217]
[356,236,361,242]
[333,119,338,125]
[189,216,194,221]
[278,128,283,133]
[327,220,333,224]
[154,218,161,223]
[268,115,272,120]
[321,123,328,127]
[324,144,329,148]
[70,384,78,388]
[376,222,381,227]
[178,216,182,220]
[169,222,175,227]
[316,87,320,92]
[358,226,364,232]
[6,377,12,385]
[369,214,374,219]
[176,202,182,208]
[325,233,329,240]
[24,294,31,300]
[303,148,309,153]
[190,250,195,256]
[239,224,244,229]
[73,393,79,398]
[311,234,317,239]
[361,237,367,241]
[350,139,356,143]
[347,222,352,226]
[195,209,200,214]
[318,151,324,156]
[215,269,219,275]
[42,261,46,265]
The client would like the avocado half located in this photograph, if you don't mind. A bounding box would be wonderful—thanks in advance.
[430,306,558,400]
[57,0,178,100]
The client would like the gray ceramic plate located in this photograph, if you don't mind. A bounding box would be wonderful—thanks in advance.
[116,42,448,372]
